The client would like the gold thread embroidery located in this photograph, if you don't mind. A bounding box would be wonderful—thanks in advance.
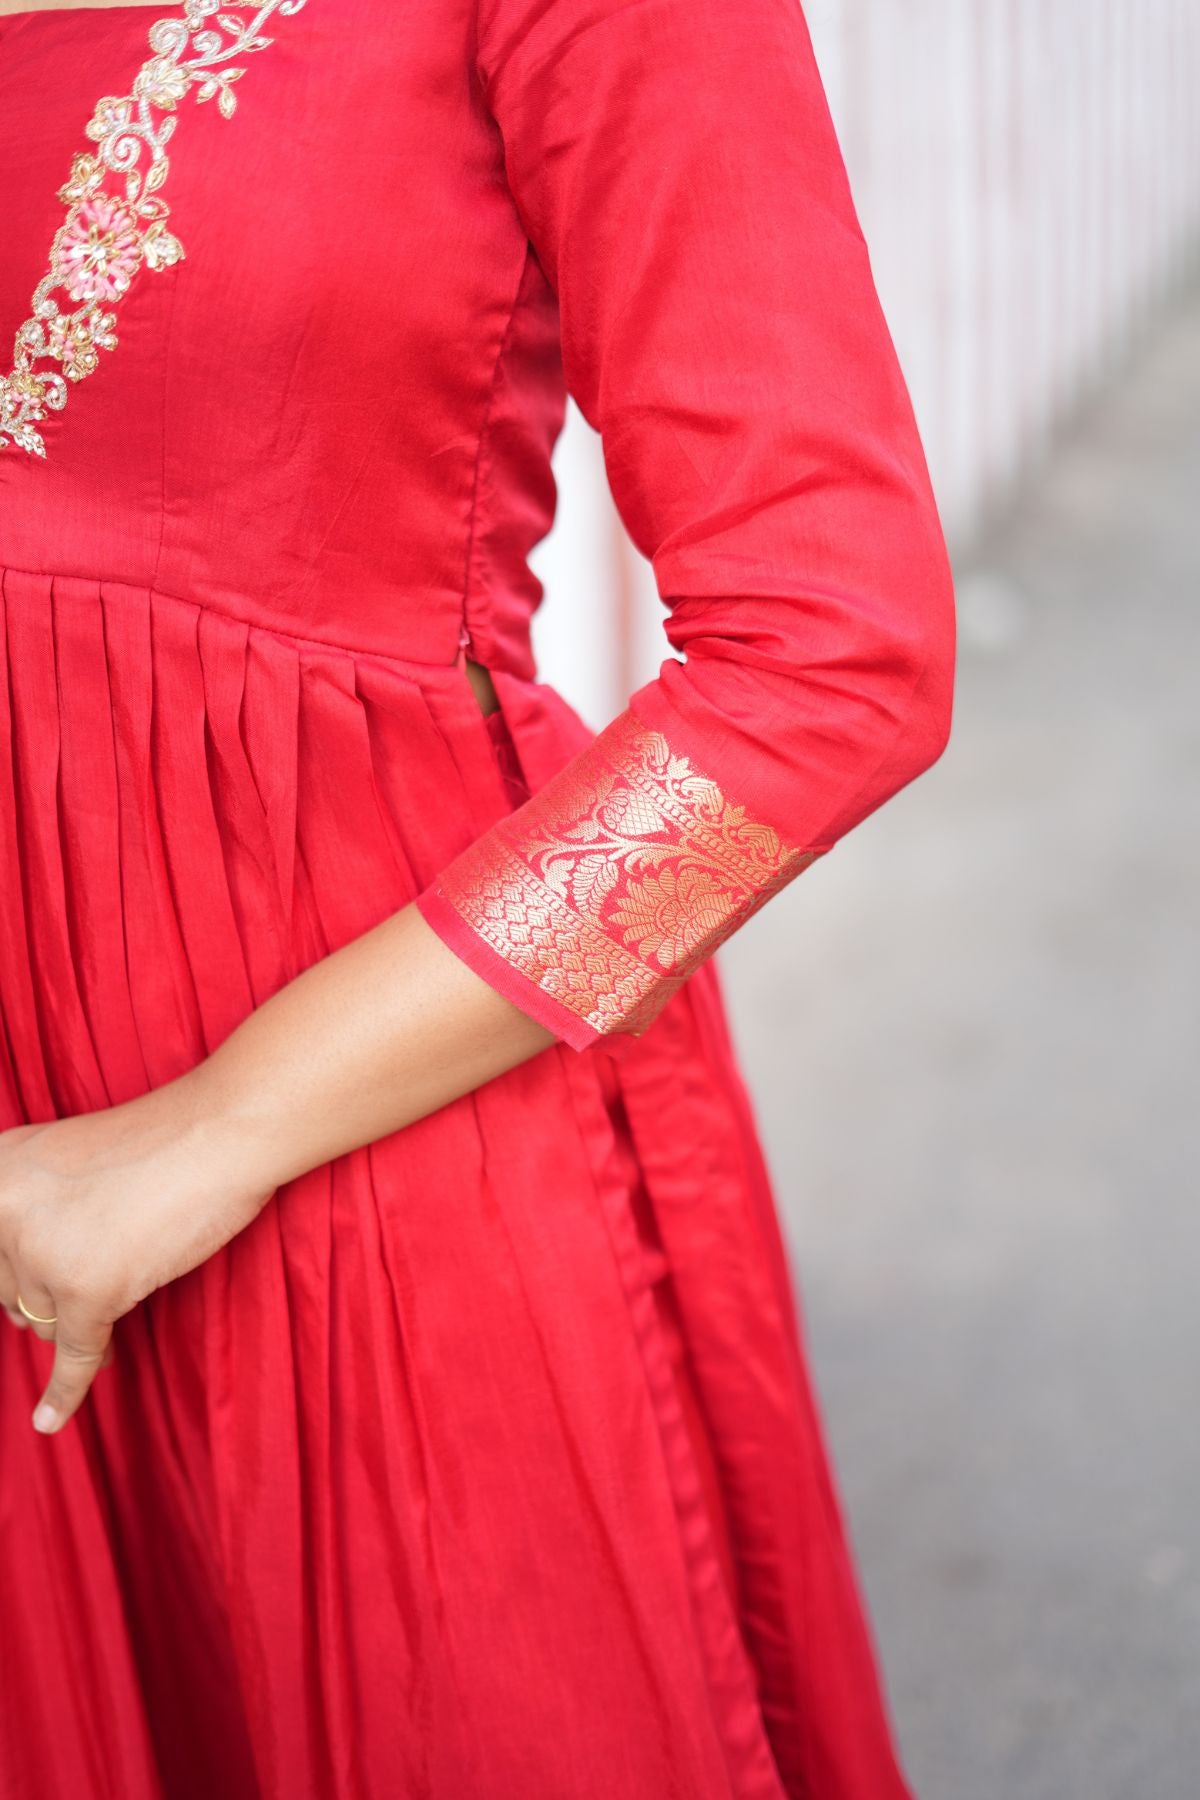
[0,0,306,458]
[438,712,821,1037]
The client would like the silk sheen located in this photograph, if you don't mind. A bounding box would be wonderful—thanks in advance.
[0,1,951,1794]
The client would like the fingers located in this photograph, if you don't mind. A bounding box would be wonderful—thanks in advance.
[0,1257,117,1425]
[0,1250,27,1330]
[32,1305,113,1435]
[13,1280,59,1343]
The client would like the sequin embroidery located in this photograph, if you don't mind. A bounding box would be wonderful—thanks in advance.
[0,0,306,457]
[435,711,821,1037]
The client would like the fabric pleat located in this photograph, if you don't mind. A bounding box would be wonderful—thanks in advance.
[0,571,904,1800]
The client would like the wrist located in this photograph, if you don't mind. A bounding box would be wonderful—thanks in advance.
[174,1050,293,1198]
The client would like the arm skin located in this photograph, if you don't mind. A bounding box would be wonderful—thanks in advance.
[0,897,554,1434]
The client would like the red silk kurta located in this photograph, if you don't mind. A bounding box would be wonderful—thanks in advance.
[0,2,954,1797]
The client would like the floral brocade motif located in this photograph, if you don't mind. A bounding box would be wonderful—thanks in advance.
[0,0,306,457]
[438,711,821,1037]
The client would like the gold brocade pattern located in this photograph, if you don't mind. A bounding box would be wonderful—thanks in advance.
[438,711,821,1037]
[0,0,306,457]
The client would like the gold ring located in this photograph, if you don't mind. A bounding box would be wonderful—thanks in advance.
[16,1295,57,1327]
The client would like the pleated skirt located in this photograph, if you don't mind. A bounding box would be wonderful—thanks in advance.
[0,569,911,1800]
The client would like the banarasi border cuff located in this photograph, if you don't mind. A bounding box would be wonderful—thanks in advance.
[416,709,823,1049]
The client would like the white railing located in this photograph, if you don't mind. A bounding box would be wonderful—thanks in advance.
[531,0,1200,727]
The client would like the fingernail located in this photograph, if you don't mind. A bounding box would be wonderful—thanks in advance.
[32,1402,60,1435]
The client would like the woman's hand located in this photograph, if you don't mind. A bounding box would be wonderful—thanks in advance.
[1,903,555,1436]
[0,1075,276,1434]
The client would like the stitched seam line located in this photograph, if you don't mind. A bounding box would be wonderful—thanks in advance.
[0,560,459,673]
[149,262,180,595]
[461,238,534,649]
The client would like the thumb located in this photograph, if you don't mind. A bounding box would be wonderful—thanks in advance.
[33,1308,113,1435]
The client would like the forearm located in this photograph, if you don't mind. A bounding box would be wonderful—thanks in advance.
[190,904,555,1190]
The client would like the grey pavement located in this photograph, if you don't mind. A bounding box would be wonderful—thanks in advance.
[720,280,1200,1800]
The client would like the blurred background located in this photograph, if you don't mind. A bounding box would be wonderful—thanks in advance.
[528,5,1200,1797]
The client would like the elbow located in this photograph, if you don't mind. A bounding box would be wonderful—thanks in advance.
[660,515,958,844]
[816,532,957,841]
[905,543,958,774]
[876,536,958,800]
[801,493,959,805]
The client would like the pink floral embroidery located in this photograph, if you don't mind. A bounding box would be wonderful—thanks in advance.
[46,311,118,382]
[58,198,145,304]
[0,0,308,458]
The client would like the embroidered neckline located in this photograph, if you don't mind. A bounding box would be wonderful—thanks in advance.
[0,0,305,457]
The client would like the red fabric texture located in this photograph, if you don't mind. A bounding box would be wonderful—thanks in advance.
[0,3,939,1796]
[415,0,956,1046]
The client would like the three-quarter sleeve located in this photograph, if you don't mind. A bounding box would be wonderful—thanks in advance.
[414,0,957,1052]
